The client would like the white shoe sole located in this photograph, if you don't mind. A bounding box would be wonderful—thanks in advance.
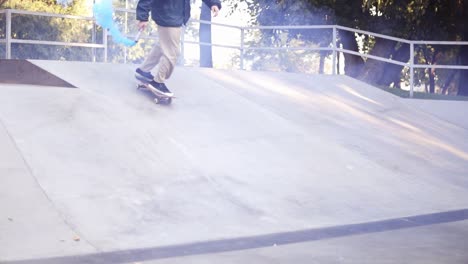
[147,84,174,98]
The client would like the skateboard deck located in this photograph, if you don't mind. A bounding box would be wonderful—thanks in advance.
[136,81,174,105]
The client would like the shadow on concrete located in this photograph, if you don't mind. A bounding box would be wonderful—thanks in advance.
[4,209,468,264]
[0,60,75,88]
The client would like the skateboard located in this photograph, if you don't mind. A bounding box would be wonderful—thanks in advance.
[136,81,174,105]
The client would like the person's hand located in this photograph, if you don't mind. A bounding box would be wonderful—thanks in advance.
[138,21,148,31]
[211,5,219,17]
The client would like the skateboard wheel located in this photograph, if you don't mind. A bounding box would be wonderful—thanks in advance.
[167,98,172,104]
[154,98,160,104]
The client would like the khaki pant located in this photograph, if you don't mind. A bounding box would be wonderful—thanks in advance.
[139,26,182,83]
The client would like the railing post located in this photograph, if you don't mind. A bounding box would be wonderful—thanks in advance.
[332,26,337,75]
[240,27,245,70]
[5,9,12,59]
[123,0,128,64]
[92,21,96,62]
[103,29,108,62]
[91,0,96,62]
[409,42,414,98]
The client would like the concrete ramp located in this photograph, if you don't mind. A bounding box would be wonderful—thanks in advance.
[1,60,468,263]
[0,59,75,88]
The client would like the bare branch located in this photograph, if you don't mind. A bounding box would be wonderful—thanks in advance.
[0,0,8,8]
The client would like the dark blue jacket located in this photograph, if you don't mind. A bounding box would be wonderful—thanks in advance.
[136,0,222,27]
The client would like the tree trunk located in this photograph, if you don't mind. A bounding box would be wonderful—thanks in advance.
[339,30,364,78]
[429,51,440,93]
[358,38,396,85]
[199,2,212,68]
[378,43,410,87]
[441,69,457,95]
[319,51,326,74]
[429,68,436,93]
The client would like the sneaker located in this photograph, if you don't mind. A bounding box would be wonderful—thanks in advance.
[135,68,154,83]
[148,80,174,97]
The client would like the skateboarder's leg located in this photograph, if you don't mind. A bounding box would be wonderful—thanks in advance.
[154,26,182,83]
[139,44,163,73]
[136,41,163,82]
[142,26,181,97]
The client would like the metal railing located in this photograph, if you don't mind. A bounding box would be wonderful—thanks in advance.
[2,8,468,97]
[0,9,108,62]
[334,25,468,97]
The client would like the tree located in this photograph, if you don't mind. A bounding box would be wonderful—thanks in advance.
[333,0,367,77]
[334,0,467,95]
[224,0,334,73]
[2,0,97,61]
[456,0,468,96]
[227,0,467,95]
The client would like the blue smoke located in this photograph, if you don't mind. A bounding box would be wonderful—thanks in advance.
[93,0,136,47]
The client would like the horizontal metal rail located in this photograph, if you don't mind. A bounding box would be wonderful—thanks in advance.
[245,25,335,30]
[5,8,94,20]
[413,64,468,70]
[245,46,333,51]
[115,7,135,13]
[412,41,468,45]
[11,39,105,48]
[184,40,240,50]
[136,36,159,41]
[335,25,412,44]
[242,25,335,30]
[338,48,409,66]
[189,19,242,30]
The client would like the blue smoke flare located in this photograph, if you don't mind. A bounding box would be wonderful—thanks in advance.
[93,0,136,47]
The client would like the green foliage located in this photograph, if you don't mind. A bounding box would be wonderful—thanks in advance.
[223,0,467,94]
[1,0,466,94]
[0,0,148,63]
[1,0,97,60]
[222,0,335,73]
[360,0,466,95]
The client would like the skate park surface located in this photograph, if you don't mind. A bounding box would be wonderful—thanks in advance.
[1,60,467,263]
